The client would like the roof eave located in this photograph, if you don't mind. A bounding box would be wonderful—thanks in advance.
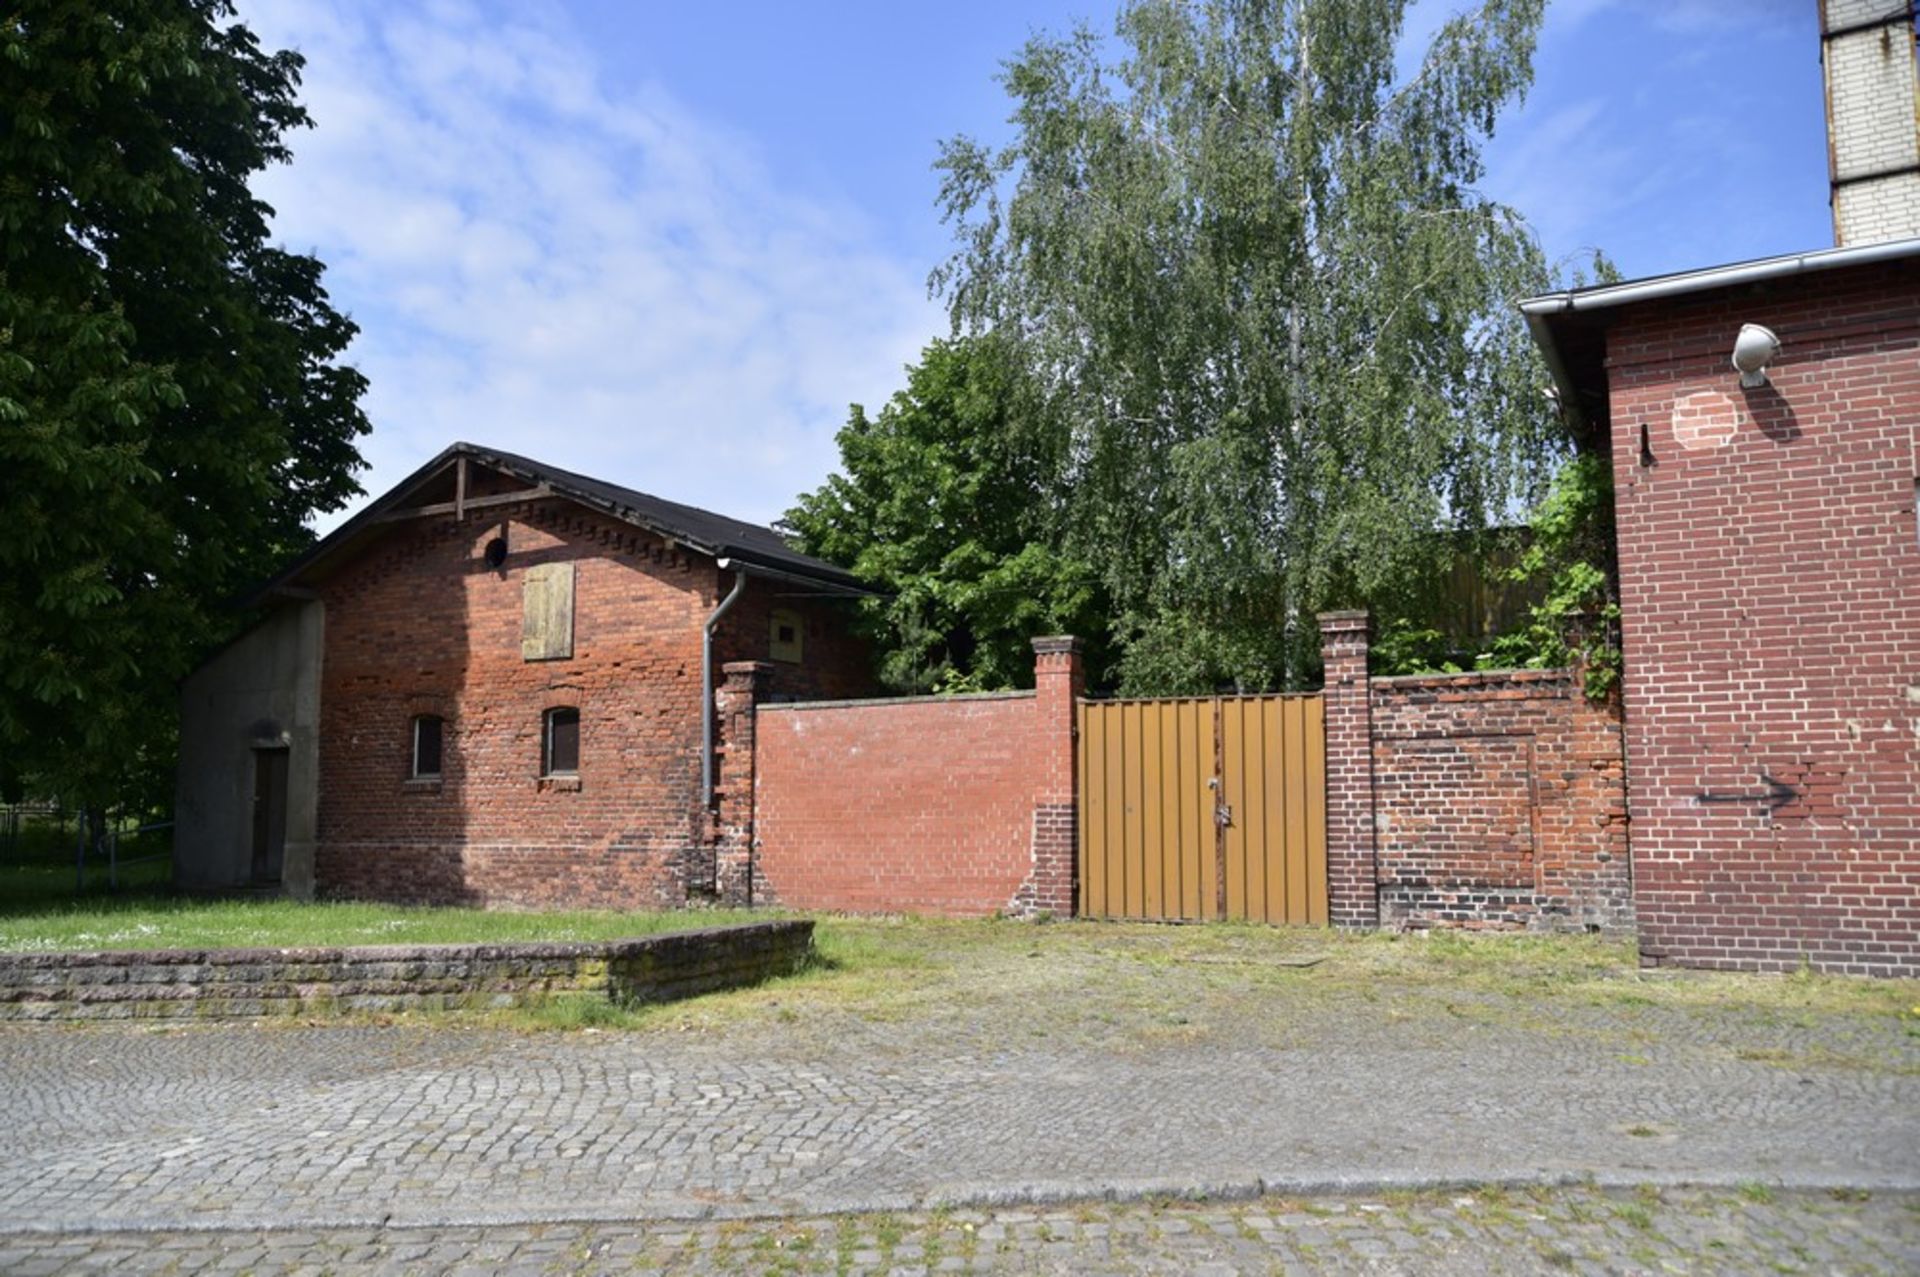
[1520,236,1920,321]
[248,442,872,604]
[1519,236,1920,450]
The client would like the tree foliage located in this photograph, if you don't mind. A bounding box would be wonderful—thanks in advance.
[1476,452,1619,697]
[1370,452,1619,699]
[0,1,369,805]
[783,337,1108,692]
[934,0,1573,693]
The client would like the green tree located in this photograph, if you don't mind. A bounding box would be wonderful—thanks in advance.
[0,1,369,807]
[935,0,1573,693]
[784,337,1108,692]
[1475,451,1620,698]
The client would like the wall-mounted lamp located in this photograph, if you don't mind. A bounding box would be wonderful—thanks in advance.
[1731,323,1781,389]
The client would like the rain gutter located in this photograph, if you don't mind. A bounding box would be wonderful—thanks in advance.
[701,561,749,814]
[1520,236,1920,432]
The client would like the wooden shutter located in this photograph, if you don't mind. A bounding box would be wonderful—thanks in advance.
[521,562,575,660]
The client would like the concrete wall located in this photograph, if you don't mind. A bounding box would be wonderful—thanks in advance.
[175,600,324,896]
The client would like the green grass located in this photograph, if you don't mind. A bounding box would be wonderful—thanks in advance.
[0,891,767,953]
[5,818,1917,1049]
[0,827,765,954]
[4,887,1914,1038]
[0,817,764,953]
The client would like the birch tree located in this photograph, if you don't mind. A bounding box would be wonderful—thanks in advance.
[935,0,1568,691]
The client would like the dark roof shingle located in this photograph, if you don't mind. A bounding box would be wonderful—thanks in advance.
[254,441,869,601]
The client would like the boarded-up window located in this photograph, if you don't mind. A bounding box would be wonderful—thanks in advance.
[769,607,804,663]
[521,562,575,660]
[411,715,444,778]
[543,707,580,776]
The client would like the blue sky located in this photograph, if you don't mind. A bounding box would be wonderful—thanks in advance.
[243,0,1830,531]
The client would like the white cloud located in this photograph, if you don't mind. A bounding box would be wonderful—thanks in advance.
[243,0,939,531]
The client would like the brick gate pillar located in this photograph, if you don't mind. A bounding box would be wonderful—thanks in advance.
[1023,636,1084,917]
[1318,611,1379,928]
[713,660,772,905]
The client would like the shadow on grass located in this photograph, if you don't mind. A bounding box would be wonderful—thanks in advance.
[0,864,177,917]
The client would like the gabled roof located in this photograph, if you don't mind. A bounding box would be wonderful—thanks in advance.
[252,442,871,602]
[1520,236,1920,441]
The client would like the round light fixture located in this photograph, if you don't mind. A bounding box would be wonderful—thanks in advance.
[1731,323,1781,389]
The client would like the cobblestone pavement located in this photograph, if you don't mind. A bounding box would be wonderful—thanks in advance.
[0,1187,1913,1274]
[0,976,1914,1234]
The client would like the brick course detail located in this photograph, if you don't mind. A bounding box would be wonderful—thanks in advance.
[1371,670,1632,935]
[1319,612,1379,928]
[1316,615,1633,936]
[1606,258,1920,977]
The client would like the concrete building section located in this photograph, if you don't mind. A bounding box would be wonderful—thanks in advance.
[174,599,323,898]
[1822,0,1920,245]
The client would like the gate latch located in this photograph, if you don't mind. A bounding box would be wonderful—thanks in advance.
[1208,777,1231,828]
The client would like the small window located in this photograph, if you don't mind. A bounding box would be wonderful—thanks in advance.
[769,607,804,663]
[411,715,444,779]
[542,707,580,776]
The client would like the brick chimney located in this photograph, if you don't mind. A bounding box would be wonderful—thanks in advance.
[1822,2,1920,245]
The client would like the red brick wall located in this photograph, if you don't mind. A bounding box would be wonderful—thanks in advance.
[1319,612,1379,927]
[1607,259,1920,976]
[1371,670,1632,934]
[749,640,1082,917]
[312,492,875,909]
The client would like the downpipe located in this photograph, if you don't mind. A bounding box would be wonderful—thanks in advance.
[700,561,749,889]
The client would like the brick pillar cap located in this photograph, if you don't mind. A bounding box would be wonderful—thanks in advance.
[720,660,775,675]
[1031,636,1083,655]
[1316,610,1370,630]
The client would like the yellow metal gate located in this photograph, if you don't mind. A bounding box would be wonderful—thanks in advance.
[1078,695,1327,924]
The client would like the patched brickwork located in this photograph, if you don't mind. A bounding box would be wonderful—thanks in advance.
[1016,638,1084,916]
[751,639,1082,918]
[1314,615,1632,936]
[1372,670,1632,935]
[312,479,873,910]
[1606,257,1920,976]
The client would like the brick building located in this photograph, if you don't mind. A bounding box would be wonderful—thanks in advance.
[175,444,876,908]
[1522,243,1919,976]
[1511,2,1920,976]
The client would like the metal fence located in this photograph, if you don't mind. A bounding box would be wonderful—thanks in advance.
[1078,694,1327,925]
